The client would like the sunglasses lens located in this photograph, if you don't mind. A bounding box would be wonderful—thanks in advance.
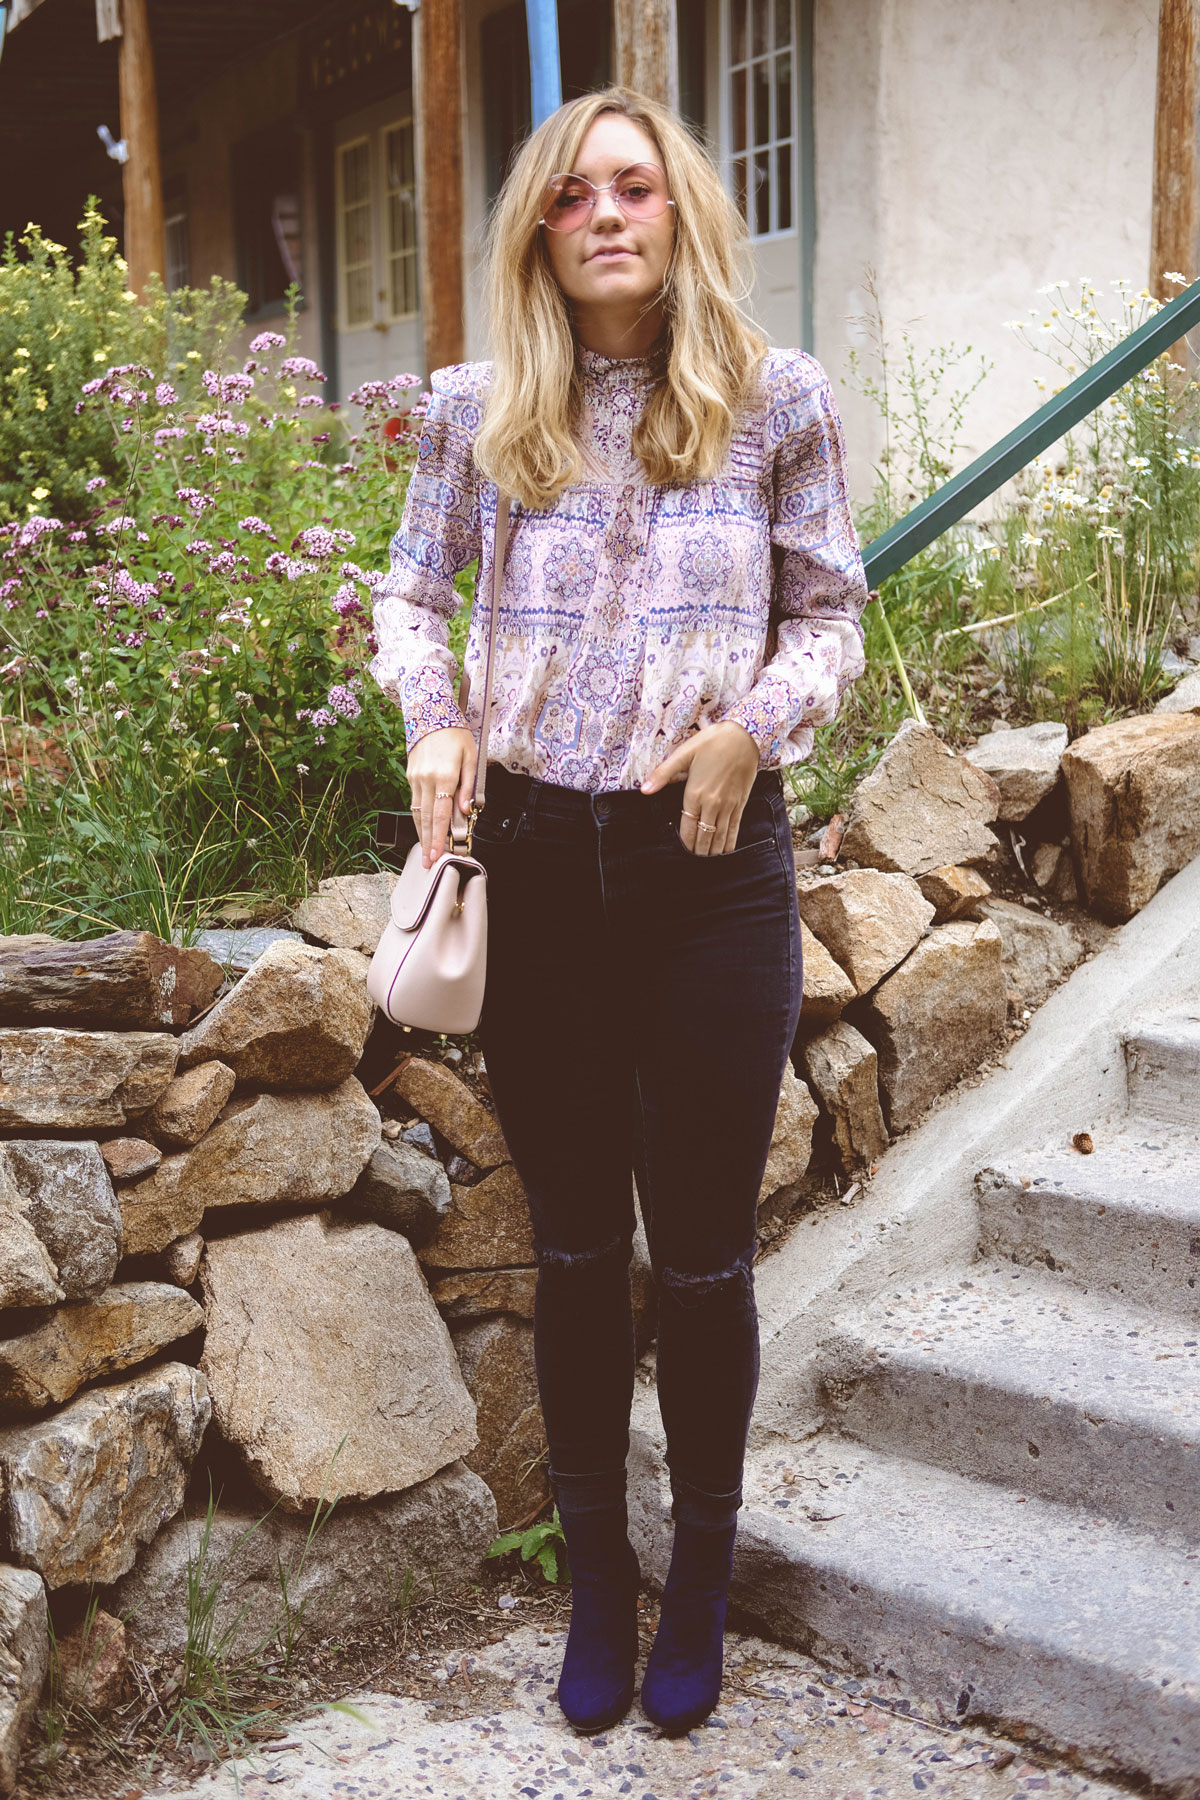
[613,163,669,217]
[542,175,593,231]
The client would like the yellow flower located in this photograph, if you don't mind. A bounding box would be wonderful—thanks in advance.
[13,347,29,358]
[34,396,47,411]
[92,350,107,363]
[31,486,49,501]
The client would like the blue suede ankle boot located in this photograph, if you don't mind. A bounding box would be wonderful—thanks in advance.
[640,1519,736,1734]
[556,1504,641,1733]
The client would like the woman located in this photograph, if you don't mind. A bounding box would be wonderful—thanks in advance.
[369,85,868,1737]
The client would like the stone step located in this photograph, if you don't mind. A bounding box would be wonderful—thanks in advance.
[817,1265,1200,1541]
[1124,1015,1200,1126]
[710,1433,1200,1796]
[976,1128,1200,1321]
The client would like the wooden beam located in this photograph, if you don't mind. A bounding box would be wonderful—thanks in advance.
[416,0,465,376]
[1151,0,1200,342]
[614,0,678,109]
[117,0,165,299]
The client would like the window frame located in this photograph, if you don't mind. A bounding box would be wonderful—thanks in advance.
[720,0,798,243]
[336,133,376,335]
[382,117,419,324]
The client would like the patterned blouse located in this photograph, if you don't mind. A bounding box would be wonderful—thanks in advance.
[368,343,869,793]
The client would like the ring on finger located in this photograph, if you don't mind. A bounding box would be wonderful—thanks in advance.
[697,821,715,833]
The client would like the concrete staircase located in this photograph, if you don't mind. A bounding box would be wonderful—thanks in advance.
[632,988,1200,1794]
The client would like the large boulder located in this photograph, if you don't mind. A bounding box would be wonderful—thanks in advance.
[795,870,934,997]
[758,1066,818,1203]
[341,1138,452,1246]
[798,921,856,1026]
[118,1077,381,1254]
[0,1140,121,1308]
[394,1058,509,1169]
[418,1164,534,1272]
[0,930,222,1030]
[852,919,1006,1133]
[0,1364,209,1588]
[0,1028,177,1131]
[0,1283,203,1415]
[175,941,374,1090]
[200,1212,477,1512]
[973,897,1084,1008]
[146,1060,236,1150]
[0,1565,48,1796]
[799,1021,889,1171]
[839,720,1001,875]
[1061,711,1200,920]
[452,1316,547,1529]
[962,721,1068,821]
[112,1461,496,1666]
[292,872,398,956]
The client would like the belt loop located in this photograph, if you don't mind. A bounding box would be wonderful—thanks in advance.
[523,775,543,832]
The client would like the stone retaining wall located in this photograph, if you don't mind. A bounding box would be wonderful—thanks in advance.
[0,699,1196,1785]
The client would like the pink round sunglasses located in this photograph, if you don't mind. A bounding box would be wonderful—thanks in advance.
[539,161,676,233]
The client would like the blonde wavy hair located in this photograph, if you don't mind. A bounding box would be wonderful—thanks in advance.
[473,86,768,510]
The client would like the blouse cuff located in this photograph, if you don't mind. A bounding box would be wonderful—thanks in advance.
[720,679,802,767]
[399,668,470,753]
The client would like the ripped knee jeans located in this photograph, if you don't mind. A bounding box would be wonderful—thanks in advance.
[471,762,804,1531]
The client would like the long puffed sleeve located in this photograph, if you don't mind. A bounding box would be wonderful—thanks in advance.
[720,353,869,768]
[367,364,485,750]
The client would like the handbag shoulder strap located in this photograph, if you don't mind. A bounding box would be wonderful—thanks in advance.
[455,488,511,818]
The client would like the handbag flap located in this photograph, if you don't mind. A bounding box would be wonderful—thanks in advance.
[389,847,484,933]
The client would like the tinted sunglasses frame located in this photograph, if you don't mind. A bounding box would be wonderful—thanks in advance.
[538,161,677,234]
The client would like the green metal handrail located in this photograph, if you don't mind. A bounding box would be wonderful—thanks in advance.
[861,278,1200,589]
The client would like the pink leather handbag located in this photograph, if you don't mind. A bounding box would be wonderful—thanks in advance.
[366,491,512,1034]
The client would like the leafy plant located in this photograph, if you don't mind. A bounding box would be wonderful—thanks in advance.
[486,1509,568,1584]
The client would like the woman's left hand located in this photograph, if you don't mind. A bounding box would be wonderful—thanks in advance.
[640,720,762,856]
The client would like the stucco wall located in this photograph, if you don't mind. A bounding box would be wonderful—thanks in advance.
[812,0,1159,503]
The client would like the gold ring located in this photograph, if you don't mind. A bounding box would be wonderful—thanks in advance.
[681,808,697,819]
[697,821,715,833]
[435,790,454,799]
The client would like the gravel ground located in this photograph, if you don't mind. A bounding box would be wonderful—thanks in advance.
[143,1623,1136,1800]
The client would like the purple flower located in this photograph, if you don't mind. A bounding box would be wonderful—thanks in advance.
[176,488,215,516]
[155,382,179,406]
[100,516,136,535]
[280,356,325,382]
[297,394,324,410]
[85,476,107,492]
[15,515,64,550]
[332,582,364,617]
[249,331,286,353]
[207,551,237,577]
[327,683,363,721]
[184,539,213,557]
[238,516,276,539]
[155,426,187,443]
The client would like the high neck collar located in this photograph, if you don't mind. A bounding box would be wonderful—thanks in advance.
[577,341,668,382]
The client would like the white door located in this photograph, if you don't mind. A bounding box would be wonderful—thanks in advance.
[334,97,425,400]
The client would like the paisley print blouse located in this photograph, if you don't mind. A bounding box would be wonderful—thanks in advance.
[368,343,869,793]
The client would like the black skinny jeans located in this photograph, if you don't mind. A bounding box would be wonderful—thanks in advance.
[471,761,804,1530]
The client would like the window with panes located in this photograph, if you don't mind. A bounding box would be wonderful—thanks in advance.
[725,0,795,238]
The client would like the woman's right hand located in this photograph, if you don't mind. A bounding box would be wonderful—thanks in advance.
[407,727,478,868]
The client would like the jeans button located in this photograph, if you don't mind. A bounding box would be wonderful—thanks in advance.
[596,797,612,820]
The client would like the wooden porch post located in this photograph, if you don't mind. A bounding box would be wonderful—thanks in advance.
[1151,0,1200,370]
[117,0,165,298]
[614,0,678,109]
[416,0,465,376]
